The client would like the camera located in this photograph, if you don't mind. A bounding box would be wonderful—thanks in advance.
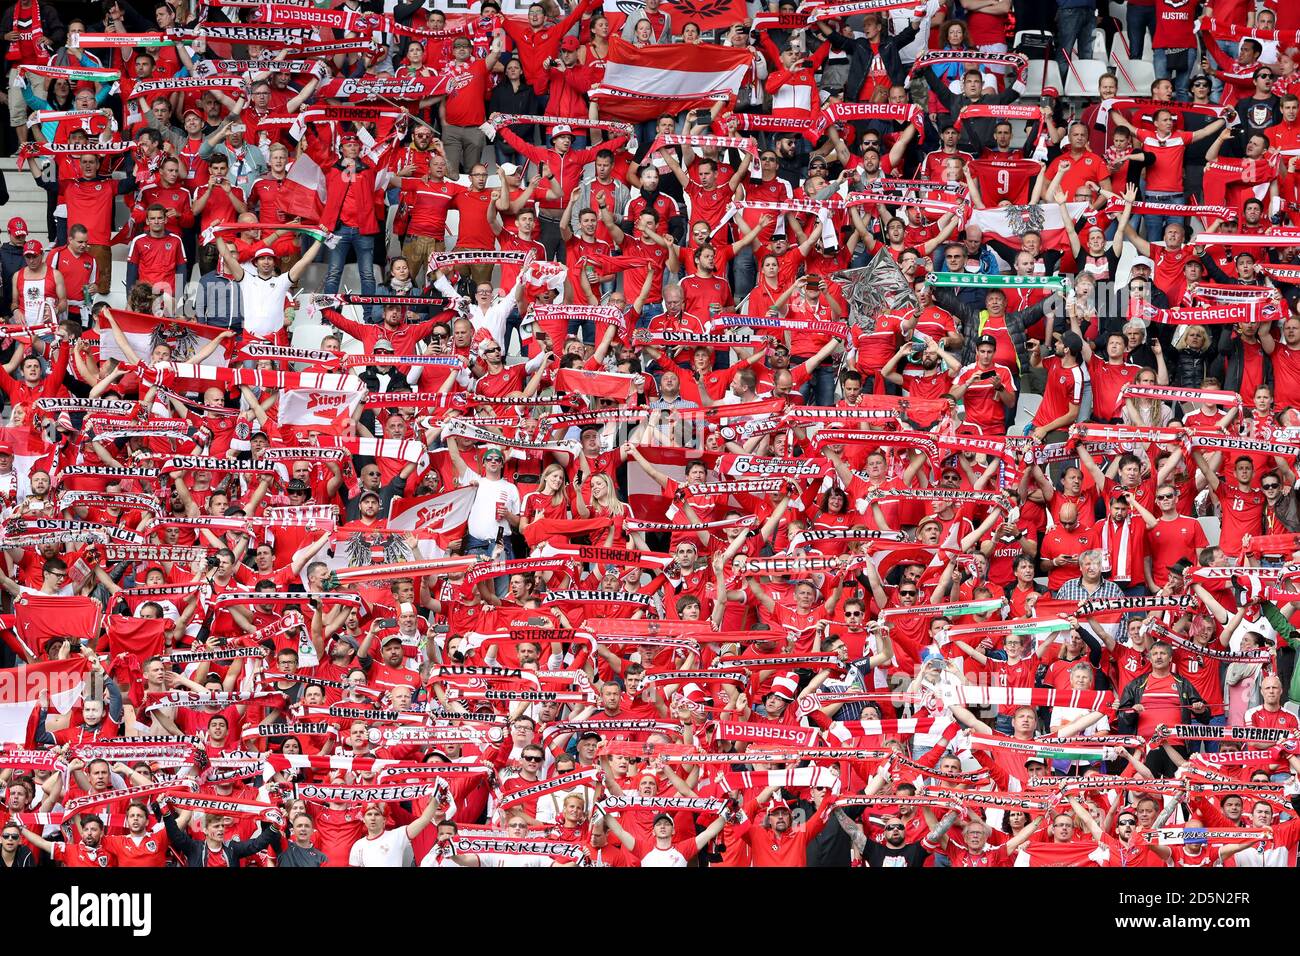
[206,555,220,569]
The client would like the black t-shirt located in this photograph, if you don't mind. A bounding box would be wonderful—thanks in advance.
[0,846,36,868]
[861,840,929,868]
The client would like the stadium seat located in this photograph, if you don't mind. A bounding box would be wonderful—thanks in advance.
[1020,57,1065,100]
[1110,35,1156,96]
[1012,392,1042,432]
[1061,53,1112,99]
[1197,515,1221,544]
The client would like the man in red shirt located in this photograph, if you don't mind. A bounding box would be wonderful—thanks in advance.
[1263,315,1300,410]
[951,334,1017,434]
[440,31,503,177]
[1143,484,1209,592]
[399,154,464,278]
[607,210,680,323]
[660,152,752,233]
[48,224,97,320]
[1193,450,1264,558]
[126,204,186,298]
[501,0,602,95]
[451,165,499,287]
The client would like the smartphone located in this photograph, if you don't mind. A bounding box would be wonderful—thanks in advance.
[979,370,996,380]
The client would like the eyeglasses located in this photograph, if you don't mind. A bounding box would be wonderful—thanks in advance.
[521,754,543,762]
[1155,493,1175,500]
[844,610,863,617]
[1263,483,1281,490]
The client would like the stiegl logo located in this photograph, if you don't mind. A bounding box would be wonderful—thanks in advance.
[50,887,152,937]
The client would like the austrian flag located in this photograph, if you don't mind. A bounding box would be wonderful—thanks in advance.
[590,36,756,122]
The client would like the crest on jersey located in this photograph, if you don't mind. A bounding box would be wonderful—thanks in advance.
[145,840,157,852]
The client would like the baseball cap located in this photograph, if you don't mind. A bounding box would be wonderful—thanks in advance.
[1023,755,1047,766]
[0,444,14,455]
[182,107,203,121]
[22,239,43,257]
[253,246,276,260]
[7,218,28,240]
[286,479,310,494]
[482,447,505,462]
[976,333,997,349]
[1130,256,1155,270]
[559,35,580,51]
[373,338,395,353]
[381,633,404,645]
[1060,331,1085,356]
[358,489,382,502]
[498,162,519,178]
[1042,86,1060,98]
[550,124,574,139]
[340,132,361,144]
[652,812,675,826]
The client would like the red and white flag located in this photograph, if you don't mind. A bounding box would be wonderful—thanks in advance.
[279,388,365,433]
[970,202,1087,252]
[96,309,232,367]
[388,486,477,550]
[0,657,90,745]
[554,368,637,403]
[280,151,327,221]
[590,36,755,122]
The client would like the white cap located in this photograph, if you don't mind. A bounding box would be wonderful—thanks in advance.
[1131,256,1155,270]
[399,602,415,615]
[497,162,519,178]
[551,124,574,138]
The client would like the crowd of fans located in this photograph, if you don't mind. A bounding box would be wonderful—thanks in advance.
[0,0,1299,869]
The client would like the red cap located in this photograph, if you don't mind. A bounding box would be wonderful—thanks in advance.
[0,444,13,455]
[182,107,203,120]
[22,239,43,257]
[7,217,28,239]
[559,35,580,51]
[340,133,361,145]
[252,246,276,260]
[1042,86,1060,98]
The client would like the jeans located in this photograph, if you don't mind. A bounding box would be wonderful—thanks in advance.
[1153,48,1192,101]
[1054,5,1096,78]
[731,244,757,303]
[1143,189,1185,243]
[1211,41,1238,102]
[323,226,377,297]
[794,355,837,406]
[1126,3,1155,59]
[465,533,513,597]
[639,302,664,330]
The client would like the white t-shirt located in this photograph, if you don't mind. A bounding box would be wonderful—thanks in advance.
[640,845,690,867]
[457,468,521,541]
[348,827,414,867]
[238,271,293,337]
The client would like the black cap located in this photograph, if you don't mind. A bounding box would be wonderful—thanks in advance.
[359,489,382,503]
[652,813,675,827]
[1060,331,1084,357]
[286,479,310,494]
[976,334,997,349]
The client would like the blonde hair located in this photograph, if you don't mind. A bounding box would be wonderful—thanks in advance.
[1175,324,1209,350]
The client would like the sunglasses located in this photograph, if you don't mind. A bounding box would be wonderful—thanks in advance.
[899,590,918,597]
[884,824,905,831]
[1263,483,1281,490]
[1155,493,1175,500]
[844,611,863,617]
[521,754,543,762]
